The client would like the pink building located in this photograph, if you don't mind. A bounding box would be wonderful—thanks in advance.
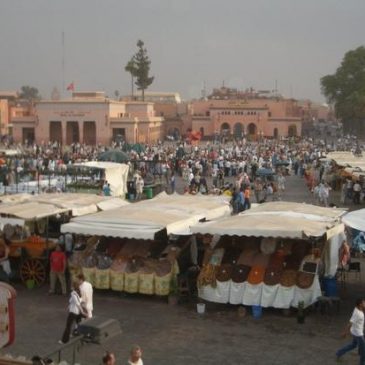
[186,97,303,139]
[11,92,165,145]
[0,92,19,136]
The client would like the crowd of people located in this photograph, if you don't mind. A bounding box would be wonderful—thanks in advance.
[2,134,365,365]
[0,135,364,207]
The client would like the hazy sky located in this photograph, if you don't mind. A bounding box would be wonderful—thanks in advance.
[0,0,364,102]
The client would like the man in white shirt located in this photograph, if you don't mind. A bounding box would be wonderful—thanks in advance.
[77,274,93,318]
[336,298,365,363]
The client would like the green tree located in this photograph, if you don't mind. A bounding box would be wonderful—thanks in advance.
[19,85,41,102]
[124,58,137,100]
[321,46,365,135]
[129,40,154,101]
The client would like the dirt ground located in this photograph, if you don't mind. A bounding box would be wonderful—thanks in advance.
[1,174,365,365]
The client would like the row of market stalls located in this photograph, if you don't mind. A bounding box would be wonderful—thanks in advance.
[57,196,347,309]
[61,192,231,296]
[324,151,365,182]
[0,188,353,310]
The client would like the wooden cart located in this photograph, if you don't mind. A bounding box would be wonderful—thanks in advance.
[9,235,56,287]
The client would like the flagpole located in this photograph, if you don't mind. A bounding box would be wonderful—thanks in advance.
[62,31,65,96]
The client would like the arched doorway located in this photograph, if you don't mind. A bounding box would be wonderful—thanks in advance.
[173,128,180,140]
[273,128,279,139]
[247,123,257,135]
[288,125,297,137]
[221,123,231,136]
[83,121,96,145]
[234,123,243,138]
[49,121,62,143]
[66,121,79,144]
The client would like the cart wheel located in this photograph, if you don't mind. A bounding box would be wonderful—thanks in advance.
[20,258,46,287]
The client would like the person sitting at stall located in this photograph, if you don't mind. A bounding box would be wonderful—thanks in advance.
[0,237,11,282]
[103,182,111,196]
[102,180,110,196]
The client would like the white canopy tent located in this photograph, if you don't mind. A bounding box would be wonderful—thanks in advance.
[61,192,231,239]
[0,193,129,217]
[33,193,129,216]
[326,151,365,170]
[342,209,365,231]
[73,161,129,198]
[0,202,69,220]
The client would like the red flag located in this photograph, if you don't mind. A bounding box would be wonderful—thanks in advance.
[66,82,74,91]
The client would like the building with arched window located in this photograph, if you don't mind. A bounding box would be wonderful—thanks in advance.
[186,97,303,139]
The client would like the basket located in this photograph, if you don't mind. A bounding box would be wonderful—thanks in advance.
[124,272,139,293]
[26,279,35,289]
[110,270,124,291]
[94,268,110,289]
[154,272,172,296]
[82,267,96,287]
[138,273,155,295]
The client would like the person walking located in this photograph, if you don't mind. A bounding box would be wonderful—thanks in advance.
[336,298,365,364]
[243,185,251,211]
[353,181,362,204]
[49,244,67,295]
[128,345,143,365]
[59,283,85,344]
[102,352,116,365]
[77,273,93,318]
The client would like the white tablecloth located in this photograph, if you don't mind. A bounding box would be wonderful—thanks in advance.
[198,276,322,309]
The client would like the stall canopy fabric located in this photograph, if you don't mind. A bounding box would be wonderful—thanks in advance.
[33,193,129,216]
[0,193,129,219]
[191,201,345,239]
[61,192,231,239]
[342,209,365,231]
[0,202,68,220]
[326,151,365,170]
[74,161,129,197]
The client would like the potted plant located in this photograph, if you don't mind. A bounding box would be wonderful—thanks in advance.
[297,301,305,324]
[168,276,179,306]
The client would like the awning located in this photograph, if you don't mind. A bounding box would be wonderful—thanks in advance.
[61,192,231,239]
[191,201,345,239]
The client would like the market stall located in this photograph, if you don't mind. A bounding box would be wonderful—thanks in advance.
[72,161,129,197]
[0,193,129,286]
[61,193,231,296]
[191,202,346,308]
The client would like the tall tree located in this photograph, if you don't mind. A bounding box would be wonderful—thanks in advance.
[321,46,365,135]
[124,58,137,100]
[129,40,154,101]
[19,85,41,102]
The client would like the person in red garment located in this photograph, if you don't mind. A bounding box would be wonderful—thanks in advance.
[49,244,67,295]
